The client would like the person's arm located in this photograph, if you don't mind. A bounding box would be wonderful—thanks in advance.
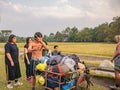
[51,51,54,55]
[28,42,39,52]
[5,43,14,66]
[58,51,61,55]
[111,44,120,62]
[40,41,49,50]
[6,53,14,66]
[24,48,30,64]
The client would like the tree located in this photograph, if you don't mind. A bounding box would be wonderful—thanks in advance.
[54,31,64,42]
[47,33,55,42]
[67,26,79,42]
[1,30,12,36]
[95,23,110,42]
[78,27,92,42]
[0,30,12,42]
[108,16,120,42]
[61,27,71,41]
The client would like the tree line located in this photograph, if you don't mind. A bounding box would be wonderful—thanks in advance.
[0,30,25,43]
[0,16,120,43]
[44,16,120,42]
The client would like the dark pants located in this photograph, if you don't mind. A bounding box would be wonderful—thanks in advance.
[24,60,31,78]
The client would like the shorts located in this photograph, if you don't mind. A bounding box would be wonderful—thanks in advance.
[30,58,42,76]
[114,56,120,72]
[114,65,120,72]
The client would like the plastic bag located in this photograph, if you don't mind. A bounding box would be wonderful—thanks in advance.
[62,80,74,90]
[36,63,47,71]
[99,60,114,68]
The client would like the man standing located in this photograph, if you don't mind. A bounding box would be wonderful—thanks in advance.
[28,32,48,90]
[110,35,120,90]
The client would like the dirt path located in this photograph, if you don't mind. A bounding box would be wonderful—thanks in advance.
[79,55,111,61]
[91,76,114,90]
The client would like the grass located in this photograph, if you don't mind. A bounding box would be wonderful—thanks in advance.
[82,60,101,66]
[0,42,115,57]
[0,55,45,90]
[0,42,115,90]
[90,70,114,79]
[0,54,108,90]
[49,42,115,58]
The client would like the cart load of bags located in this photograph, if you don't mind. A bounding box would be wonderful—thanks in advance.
[35,54,86,89]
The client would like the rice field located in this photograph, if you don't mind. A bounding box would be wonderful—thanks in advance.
[49,42,115,58]
[0,42,114,90]
[0,55,107,90]
[0,42,116,57]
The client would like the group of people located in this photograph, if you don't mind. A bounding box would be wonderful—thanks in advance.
[4,32,120,90]
[4,32,61,90]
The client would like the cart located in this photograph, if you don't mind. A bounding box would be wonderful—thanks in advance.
[36,62,94,90]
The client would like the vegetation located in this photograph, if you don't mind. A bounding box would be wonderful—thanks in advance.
[0,55,108,90]
[0,16,120,43]
[44,16,120,42]
[0,30,26,43]
[0,42,115,57]
[0,16,118,90]
[48,42,115,57]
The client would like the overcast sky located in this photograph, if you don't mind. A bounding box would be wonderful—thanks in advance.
[0,0,120,37]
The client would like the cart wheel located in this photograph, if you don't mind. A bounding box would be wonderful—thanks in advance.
[76,73,90,90]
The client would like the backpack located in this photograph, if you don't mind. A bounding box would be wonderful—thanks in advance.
[60,56,76,71]
[49,64,69,76]
[68,54,80,69]
[47,55,63,66]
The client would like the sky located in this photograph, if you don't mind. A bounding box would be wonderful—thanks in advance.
[0,0,120,37]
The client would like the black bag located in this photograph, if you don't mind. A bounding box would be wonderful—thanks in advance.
[47,55,63,66]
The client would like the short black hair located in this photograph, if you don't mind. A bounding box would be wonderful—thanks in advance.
[34,32,42,39]
[54,45,58,49]
[8,34,16,42]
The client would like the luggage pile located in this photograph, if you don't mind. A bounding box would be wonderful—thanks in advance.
[35,54,90,90]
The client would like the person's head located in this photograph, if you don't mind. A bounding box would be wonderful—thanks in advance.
[26,37,32,44]
[34,32,42,42]
[8,34,16,43]
[115,35,120,43]
[54,45,58,50]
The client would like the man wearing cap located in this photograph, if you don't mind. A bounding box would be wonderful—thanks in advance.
[28,32,48,90]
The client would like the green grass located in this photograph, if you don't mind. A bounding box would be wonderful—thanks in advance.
[90,70,114,79]
[0,55,108,90]
[90,84,107,90]
[82,60,101,66]
[0,42,115,90]
[0,42,116,57]
[0,55,45,90]
[48,42,115,58]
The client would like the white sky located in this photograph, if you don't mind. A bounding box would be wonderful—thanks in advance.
[0,0,120,37]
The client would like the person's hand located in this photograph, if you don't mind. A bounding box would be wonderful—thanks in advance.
[10,61,14,66]
[27,61,30,65]
[36,36,43,43]
[39,38,43,44]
